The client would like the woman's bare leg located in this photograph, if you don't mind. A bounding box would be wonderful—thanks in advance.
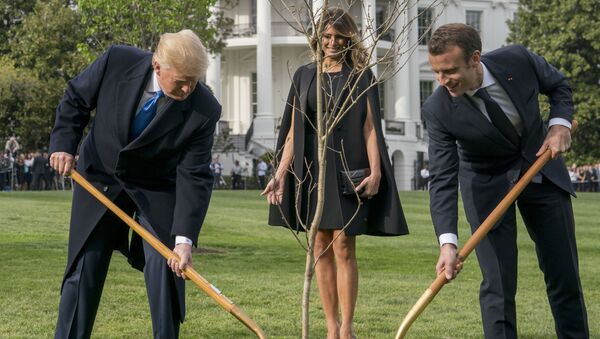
[332,230,358,339]
[314,230,340,339]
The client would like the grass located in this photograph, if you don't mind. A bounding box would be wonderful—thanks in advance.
[0,190,598,338]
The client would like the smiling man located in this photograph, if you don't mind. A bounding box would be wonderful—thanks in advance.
[49,30,220,339]
[422,23,588,338]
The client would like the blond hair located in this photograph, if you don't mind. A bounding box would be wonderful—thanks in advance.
[153,29,208,78]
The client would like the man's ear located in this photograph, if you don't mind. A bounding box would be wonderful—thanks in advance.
[152,59,161,74]
[470,50,481,65]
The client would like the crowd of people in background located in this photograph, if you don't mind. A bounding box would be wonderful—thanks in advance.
[1,136,71,191]
[209,156,271,190]
[568,163,600,192]
[4,137,599,194]
[3,136,276,193]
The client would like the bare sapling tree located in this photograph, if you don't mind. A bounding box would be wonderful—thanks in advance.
[268,0,444,337]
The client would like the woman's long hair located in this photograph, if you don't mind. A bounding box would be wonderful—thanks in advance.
[310,8,370,70]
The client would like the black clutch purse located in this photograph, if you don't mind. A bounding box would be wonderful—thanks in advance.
[339,168,371,195]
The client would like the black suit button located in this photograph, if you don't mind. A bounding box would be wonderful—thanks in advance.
[103,186,109,192]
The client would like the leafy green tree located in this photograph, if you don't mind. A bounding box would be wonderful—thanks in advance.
[0,0,37,55]
[1,0,85,149]
[77,0,233,61]
[0,58,55,150]
[508,0,600,164]
[1,0,232,150]
[10,0,86,81]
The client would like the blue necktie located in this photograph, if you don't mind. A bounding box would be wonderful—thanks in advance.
[130,90,164,140]
[474,88,520,146]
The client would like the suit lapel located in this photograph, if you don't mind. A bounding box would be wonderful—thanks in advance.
[116,55,153,146]
[451,95,514,149]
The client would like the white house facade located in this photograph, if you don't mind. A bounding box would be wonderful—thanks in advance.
[206,0,519,190]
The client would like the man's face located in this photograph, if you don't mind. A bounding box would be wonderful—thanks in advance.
[428,45,481,97]
[153,60,198,101]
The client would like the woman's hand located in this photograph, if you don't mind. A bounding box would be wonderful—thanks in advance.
[261,175,286,205]
[355,172,381,199]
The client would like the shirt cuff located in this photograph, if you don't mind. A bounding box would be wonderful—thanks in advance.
[175,236,193,246]
[438,233,458,247]
[548,118,571,129]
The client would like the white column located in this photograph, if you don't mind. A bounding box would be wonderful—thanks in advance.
[407,2,420,121]
[393,2,412,120]
[362,0,377,76]
[254,1,275,144]
[206,54,221,101]
[206,1,222,102]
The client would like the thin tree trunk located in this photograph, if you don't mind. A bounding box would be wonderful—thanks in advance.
[301,246,315,338]
[301,3,327,335]
[301,146,327,338]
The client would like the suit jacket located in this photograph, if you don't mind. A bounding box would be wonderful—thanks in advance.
[422,45,573,238]
[268,63,408,236]
[31,155,47,175]
[49,46,221,302]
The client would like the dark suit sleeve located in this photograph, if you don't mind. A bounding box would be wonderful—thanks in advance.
[522,46,574,122]
[49,47,113,156]
[422,106,460,240]
[171,103,221,244]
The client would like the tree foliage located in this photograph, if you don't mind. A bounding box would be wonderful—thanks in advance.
[508,0,600,164]
[0,0,37,54]
[0,0,86,150]
[10,0,86,82]
[77,0,232,62]
[0,58,56,150]
[0,0,232,150]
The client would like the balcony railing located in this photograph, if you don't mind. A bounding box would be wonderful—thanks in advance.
[229,22,395,41]
[230,23,256,38]
[272,21,306,37]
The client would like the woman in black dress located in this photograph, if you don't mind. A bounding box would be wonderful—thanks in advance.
[262,8,408,338]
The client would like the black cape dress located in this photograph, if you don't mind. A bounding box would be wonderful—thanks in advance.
[268,63,409,236]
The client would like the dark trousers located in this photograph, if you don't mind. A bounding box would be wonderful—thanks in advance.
[32,173,47,190]
[258,175,266,190]
[473,180,588,339]
[231,174,242,189]
[55,195,181,339]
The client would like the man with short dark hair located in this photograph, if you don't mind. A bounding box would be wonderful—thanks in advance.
[422,23,588,338]
[49,29,220,338]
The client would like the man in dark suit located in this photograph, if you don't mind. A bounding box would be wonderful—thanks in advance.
[31,151,48,190]
[49,30,220,338]
[422,23,588,338]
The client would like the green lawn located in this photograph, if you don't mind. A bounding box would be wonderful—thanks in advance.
[0,190,598,338]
